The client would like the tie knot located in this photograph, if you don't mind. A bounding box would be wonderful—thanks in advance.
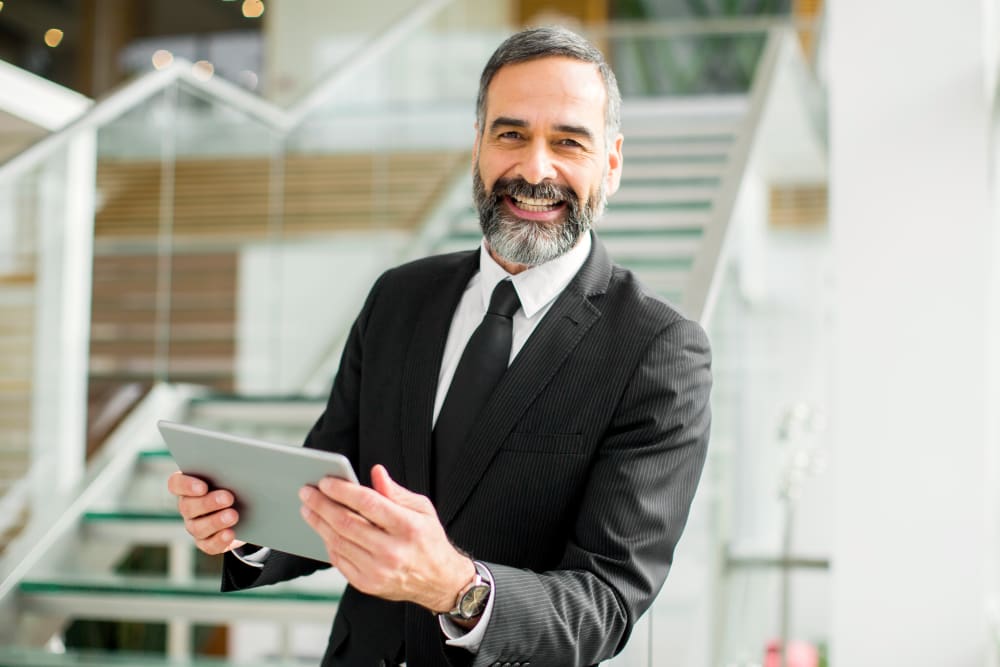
[487,279,520,318]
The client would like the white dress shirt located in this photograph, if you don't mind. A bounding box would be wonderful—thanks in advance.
[236,233,593,655]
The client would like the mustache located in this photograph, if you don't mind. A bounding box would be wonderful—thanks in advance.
[491,177,579,206]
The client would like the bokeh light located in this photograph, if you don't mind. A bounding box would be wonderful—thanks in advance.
[44,29,64,48]
[152,49,174,70]
[192,60,215,81]
[242,0,264,18]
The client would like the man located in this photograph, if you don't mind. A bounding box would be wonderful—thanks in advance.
[168,26,711,666]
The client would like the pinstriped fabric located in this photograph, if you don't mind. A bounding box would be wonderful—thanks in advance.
[221,234,712,667]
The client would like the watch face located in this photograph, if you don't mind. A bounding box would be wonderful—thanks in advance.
[459,584,491,618]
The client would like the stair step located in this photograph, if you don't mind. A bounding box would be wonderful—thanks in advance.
[603,235,701,259]
[624,140,732,159]
[19,573,343,624]
[185,396,325,431]
[627,153,727,165]
[624,162,727,179]
[81,509,188,543]
[615,184,718,204]
[0,646,315,666]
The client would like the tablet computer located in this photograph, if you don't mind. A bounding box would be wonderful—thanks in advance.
[157,420,358,562]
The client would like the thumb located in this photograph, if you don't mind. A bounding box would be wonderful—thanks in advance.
[370,464,430,512]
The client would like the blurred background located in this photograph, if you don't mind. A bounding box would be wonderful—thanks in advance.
[0,1,995,666]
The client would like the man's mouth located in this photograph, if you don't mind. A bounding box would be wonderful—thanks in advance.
[506,195,565,213]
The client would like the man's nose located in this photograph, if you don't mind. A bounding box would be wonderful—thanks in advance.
[517,141,557,185]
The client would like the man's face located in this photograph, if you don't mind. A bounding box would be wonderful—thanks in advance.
[473,56,624,268]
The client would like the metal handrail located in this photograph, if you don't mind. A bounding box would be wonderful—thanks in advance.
[0,0,459,185]
[0,59,92,131]
[681,26,787,326]
[582,14,820,40]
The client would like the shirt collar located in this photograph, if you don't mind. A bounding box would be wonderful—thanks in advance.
[477,232,592,319]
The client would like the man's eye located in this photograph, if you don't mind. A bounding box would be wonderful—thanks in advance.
[558,139,583,148]
[498,131,522,140]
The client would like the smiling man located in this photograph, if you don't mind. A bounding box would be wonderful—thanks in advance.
[169,26,712,667]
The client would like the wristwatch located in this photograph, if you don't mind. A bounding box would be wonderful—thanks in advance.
[445,569,492,620]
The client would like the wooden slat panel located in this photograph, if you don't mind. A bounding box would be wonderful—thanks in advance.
[95,151,467,240]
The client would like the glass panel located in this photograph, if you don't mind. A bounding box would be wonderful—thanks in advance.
[694,227,834,665]
[606,31,769,97]
[0,160,43,500]
[269,2,512,396]
[91,81,285,410]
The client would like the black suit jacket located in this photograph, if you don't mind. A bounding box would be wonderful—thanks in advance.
[222,235,712,666]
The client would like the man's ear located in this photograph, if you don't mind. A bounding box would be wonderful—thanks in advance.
[471,123,480,171]
[605,133,624,196]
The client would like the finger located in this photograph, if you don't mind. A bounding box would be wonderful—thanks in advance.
[178,489,236,520]
[299,487,388,553]
[184,507,239,541]
[370,465,434,514]
[194,528,239,556]
[316,476,407,533]
[300,503,385,584]
[299,502,378,567]
[167,472,208,497]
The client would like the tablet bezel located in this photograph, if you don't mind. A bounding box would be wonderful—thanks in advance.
[157,419,358,562]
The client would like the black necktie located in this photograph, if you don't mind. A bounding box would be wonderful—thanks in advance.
[433,279,521,495]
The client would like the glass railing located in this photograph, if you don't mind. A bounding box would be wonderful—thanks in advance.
[703,241,833,666]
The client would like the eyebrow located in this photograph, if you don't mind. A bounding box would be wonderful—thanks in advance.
[489,116,596,143]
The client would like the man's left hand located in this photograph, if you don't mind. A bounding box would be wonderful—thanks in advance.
[299,464,475,614]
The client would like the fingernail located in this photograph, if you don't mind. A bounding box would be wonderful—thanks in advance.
[221,510,236,525]
[192,482,207,495]
[300,505,311,519]
[319,477,335,493]
[299,487,313,502]
[215,491,229,505]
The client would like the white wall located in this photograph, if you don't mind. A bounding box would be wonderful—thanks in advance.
[236,231,409,395]
[828,2,993,664]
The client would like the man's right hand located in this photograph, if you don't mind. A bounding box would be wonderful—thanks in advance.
[167,471,246,555]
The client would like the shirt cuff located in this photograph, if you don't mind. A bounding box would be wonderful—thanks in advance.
[439,561,495,653]
[231,544,271,569]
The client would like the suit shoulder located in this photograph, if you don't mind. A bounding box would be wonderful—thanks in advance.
[604,264,700,333]
[379,249,477,287]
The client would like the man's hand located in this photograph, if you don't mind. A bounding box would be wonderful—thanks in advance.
[167,471,246,555]
[299,464,475,614]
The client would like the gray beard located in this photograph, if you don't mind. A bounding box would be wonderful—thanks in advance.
[473,166,604,267]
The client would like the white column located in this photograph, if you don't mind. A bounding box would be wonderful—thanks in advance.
[828,2,992,665]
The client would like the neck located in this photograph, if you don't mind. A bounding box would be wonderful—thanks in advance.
[486,245,531,275]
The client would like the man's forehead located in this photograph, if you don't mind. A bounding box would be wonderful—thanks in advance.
[483,57,607,127]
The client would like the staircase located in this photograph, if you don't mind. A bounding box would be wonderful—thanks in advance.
[0,97,751,666]
[2,389,344,665]
[433,100,745,309]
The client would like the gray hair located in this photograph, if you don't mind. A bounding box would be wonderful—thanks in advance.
[475,26,622,148]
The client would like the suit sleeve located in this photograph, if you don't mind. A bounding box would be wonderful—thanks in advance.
[221,271,389,591]
[472,317,712,667]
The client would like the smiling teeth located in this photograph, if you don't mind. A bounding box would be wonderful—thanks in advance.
[513,196,562,212]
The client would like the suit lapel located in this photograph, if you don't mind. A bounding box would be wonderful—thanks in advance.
[438,235,614,526]
[399,252,479,499]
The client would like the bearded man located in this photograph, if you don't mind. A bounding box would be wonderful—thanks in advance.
[169,25,712,667]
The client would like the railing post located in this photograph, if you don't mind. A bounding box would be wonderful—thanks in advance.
[29,128,96,504]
